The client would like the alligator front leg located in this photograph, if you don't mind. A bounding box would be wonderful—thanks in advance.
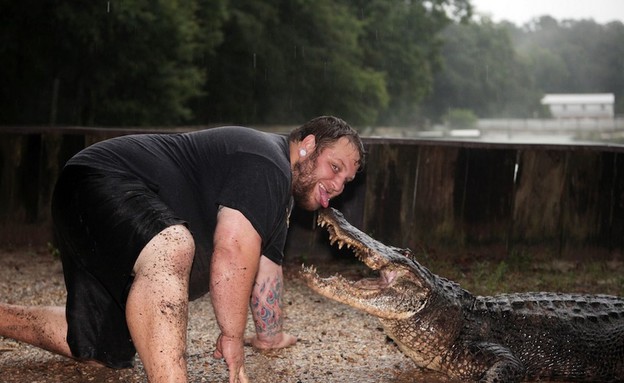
[458,342,525,383]
[480,359,525,383]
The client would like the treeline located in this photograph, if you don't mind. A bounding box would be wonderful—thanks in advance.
[426,16,624,121]
[1,1,622,128]
[1,0,471,127]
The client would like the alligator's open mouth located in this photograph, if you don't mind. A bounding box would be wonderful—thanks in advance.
[301,207,405,292]
[300,208,417,319]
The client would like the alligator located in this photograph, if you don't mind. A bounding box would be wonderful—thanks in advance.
[300,208,624,383]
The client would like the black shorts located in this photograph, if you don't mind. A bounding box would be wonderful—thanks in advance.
[51,165,186,368]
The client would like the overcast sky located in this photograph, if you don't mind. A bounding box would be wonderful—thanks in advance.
[470,0,624,25]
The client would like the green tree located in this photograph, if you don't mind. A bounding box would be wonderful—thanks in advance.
[424,17,537,119]
[603,22,624,114]
[0,0,59,124]
[54,0,212,126]
[279,0,388,125]
[1,0,225,126]
[443,108,478,129]
[516,17,624,114]
[348,0,472,126]
[199,0,389,126]
[193,1,277,124]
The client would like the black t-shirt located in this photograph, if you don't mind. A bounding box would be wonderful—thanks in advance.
[68,126,292,298]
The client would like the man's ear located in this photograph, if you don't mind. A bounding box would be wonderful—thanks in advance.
[302,134,316,153]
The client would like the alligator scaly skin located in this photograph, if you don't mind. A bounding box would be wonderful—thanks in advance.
[301,208,624,382]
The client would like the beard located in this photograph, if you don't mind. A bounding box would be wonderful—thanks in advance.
[292,155,319,211]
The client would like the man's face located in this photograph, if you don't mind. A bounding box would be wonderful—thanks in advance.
[292,137,360,211]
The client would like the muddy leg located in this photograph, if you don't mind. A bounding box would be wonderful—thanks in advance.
[0,304,72,357]
[126,224,195,383]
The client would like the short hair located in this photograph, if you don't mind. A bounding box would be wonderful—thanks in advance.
[288,116,366,169]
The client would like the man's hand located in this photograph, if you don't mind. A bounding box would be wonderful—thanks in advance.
[213,334,248,383]
[245,331,298,350]
[210,207,261,383]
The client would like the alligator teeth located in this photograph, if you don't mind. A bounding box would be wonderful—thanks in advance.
[317,218,330,228]
[301,264,319,276]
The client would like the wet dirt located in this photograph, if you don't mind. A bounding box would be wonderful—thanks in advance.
[1,246,618,382]
[0,247,450,383]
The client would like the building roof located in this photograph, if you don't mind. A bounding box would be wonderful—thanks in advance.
[541,93,615,105]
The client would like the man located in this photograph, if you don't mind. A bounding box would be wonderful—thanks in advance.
[0,116,364,383]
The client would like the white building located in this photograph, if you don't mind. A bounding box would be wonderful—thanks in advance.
[541,93,614,119]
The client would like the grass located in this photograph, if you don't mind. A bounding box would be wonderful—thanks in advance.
[423,249,624,297]
[288,236,624,298]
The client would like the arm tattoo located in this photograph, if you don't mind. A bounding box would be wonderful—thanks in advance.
[250,276,284,337]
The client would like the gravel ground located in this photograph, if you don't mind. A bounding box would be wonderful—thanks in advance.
[0,247,452,383]
[2,245,621,383]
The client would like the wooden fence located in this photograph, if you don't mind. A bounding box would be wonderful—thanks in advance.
[1,127,623,260]
[346,141,624,258]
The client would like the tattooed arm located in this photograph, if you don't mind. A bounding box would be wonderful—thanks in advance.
[248,256,298,349]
